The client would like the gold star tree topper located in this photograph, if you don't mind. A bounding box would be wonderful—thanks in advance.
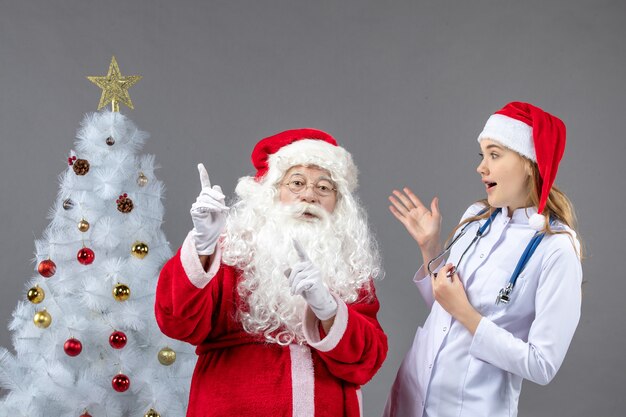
[87,56,142,112]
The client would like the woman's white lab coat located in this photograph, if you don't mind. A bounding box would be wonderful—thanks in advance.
[384,203,582,417]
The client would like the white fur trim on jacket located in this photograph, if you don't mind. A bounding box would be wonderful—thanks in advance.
[289,344,315,416]
[302,293,348,352]
[478,114,536,161]
[180,230,223,289]
[266,139,358,193]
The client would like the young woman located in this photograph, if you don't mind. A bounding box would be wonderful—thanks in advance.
[383,102,582,417]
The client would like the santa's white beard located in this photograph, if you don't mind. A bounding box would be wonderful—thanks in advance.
[222,195,379,345]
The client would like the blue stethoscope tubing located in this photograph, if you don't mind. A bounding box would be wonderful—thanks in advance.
[427,207,550,305]
[498,221,549,303]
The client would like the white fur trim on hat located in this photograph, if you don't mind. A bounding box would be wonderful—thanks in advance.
[477,114,536,161]
[265,139,358,193]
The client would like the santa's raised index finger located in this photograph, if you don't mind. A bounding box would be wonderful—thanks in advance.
[197,163,212,189]
[292,239,309,261]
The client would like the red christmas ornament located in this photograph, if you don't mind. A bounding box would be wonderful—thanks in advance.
[77,247,95,265]
[112,373,130,392]
[109,331,127,349]
[37,259,56,278]
[80,412,92,417]
[63,338,82,357]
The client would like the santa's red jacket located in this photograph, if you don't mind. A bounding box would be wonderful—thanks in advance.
[155,232,388,417]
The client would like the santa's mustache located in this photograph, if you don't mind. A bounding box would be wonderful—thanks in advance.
[279,202,329,222]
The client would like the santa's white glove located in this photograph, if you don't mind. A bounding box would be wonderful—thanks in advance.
[190,163,228,255]
[286,240,338,321]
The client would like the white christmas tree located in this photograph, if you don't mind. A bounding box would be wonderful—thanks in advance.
[0,58,195,417]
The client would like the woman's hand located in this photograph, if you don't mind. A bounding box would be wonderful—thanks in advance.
[389,187,442,256]
[431,263,482,334]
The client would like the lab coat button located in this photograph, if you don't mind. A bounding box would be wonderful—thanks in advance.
[480,253,485,258]
[428,363,433,369]
[443,326,448,332]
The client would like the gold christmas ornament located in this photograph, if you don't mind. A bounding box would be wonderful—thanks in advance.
[33,309,52,328]
[27,286,45,304]
[87,56,142,112]
[78,219,90,232]
[131,241,149,259]
[137,172,148,187]
[144,408,161,417]
[112,283,131,301]
[157,347,176,366]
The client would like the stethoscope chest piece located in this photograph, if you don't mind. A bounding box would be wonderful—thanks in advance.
[496,283,513,305]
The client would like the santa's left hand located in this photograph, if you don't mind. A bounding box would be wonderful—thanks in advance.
[286,240,338,321]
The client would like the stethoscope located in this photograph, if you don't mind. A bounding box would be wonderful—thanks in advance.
[427,207,550,305]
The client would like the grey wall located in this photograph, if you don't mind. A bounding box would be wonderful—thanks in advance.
[1,1,624,415]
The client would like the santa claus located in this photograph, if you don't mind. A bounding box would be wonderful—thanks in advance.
[155,128,387,417]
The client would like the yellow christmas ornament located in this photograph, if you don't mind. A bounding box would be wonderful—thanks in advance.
[33,309,52,328]
[144,408,161,417]
[27,286,45,304]
[87,56,142,112]
[112,283,131,301]
[137,172,148,187]
[131,241,149,259]
[157,347,176,366]
[78,219,90,232]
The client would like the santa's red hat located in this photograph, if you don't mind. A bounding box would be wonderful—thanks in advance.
[477,102,566,230]
[251,128,358,192]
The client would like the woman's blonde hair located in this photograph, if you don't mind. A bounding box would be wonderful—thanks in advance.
[450,156,583,258]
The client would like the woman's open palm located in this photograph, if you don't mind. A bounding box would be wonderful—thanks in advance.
[388,187,442,249]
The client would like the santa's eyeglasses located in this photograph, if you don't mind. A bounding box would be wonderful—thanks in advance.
[282,175,337,197]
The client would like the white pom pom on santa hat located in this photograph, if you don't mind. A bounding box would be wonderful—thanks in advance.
[528,213,546,231]
[477,102,567,229]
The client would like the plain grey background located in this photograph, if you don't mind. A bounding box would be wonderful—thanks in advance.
[1,1,624,416]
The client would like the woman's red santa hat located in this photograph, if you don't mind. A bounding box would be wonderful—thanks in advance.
[477,102,566,231]
[251,128,358,193]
